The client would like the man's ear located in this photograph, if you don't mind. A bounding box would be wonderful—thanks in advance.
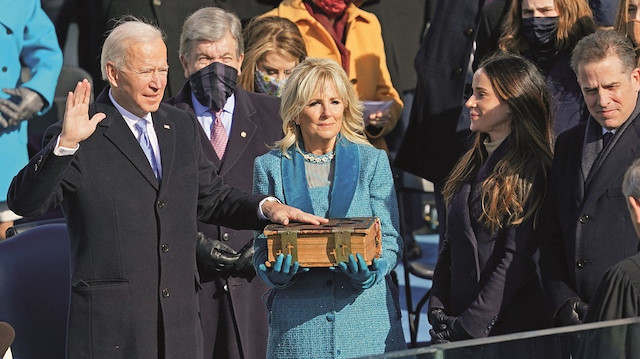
[628,196,640,224]
[180,55,190,79]
[105,62,119,87]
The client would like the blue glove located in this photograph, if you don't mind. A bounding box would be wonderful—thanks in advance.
[336,253,387,288]
[258,253,308,286]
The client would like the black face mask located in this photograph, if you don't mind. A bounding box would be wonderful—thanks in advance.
[189,61,238,112]
[522,17,558,67]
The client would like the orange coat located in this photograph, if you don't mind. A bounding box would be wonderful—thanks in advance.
[263,0,403,150]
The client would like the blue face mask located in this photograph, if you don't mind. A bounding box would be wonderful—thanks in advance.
[522,16,558,67]
[254,67,287,97]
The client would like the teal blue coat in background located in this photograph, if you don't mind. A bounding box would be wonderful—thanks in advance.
[0,0,62,202]
[253,138,406,358]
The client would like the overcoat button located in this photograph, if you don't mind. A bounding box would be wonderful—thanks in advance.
[157,200,165,208]
[161,244,169,253]
[576,259,587,269]
[223,284,229,292]
[326,313,335,322]
[222,233,229,241]
[162,288,170,297]
[1,67,7,72]
[454,67,463,75]
[465,27,474,35]
[579,214,590,223]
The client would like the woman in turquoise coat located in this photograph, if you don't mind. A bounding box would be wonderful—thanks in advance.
[253,57,406,358]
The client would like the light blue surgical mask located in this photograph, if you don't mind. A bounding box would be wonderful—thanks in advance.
[254,67,287,97]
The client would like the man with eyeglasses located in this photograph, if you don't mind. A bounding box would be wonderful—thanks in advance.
[7,18,324,359]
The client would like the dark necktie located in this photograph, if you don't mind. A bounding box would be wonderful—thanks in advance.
[135,119,161,179]
[602,131,614,149]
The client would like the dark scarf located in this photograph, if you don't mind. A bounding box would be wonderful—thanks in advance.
[189,61,237,111]
[304,0,351,75]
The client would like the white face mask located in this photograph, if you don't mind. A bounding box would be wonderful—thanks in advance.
[254,67,287,97]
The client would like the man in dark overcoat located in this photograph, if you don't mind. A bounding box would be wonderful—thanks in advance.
[165,7,282,359]
[7,18,322,359]
[540,30,640,328]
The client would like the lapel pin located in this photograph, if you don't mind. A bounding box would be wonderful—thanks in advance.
[163,124,171,130]
[241,131,247,138]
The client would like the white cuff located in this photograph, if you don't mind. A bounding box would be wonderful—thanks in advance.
[53,135,79,156]
[258,196,281,220]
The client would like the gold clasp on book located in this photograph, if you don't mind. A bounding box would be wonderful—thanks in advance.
[332,227,353,263]
[279,231,298,263]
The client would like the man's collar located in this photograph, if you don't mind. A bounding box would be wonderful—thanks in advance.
[108,89,152,125]
[191,92,235,117]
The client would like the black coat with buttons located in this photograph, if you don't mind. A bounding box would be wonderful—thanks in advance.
[539,113,640,318]
[166,83,282,359]
[7,88,267,359]
[429,140,550,338]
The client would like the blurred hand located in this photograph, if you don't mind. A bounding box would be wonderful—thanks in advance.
[261,200,328,226]
[556,297,589,326]
[59,79,105,148]
[366,111,390,128]
[258,253,308,285]
[0,87,44,128]
[196,232,240,273]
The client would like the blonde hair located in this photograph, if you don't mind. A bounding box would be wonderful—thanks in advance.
[274,57,369,157]
[238,16,307,92]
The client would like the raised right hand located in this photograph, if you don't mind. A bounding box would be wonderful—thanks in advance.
[59,79,106,148]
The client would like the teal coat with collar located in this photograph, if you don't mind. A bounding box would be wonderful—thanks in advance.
[252,138,406,358]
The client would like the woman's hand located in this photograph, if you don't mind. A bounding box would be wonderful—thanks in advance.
[335,253,386,288]
[366,111,390,129]
[258,253,308,285]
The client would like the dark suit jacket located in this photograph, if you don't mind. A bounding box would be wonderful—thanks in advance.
[429,140,550,338]
[166,83,282,359]
[540,114,640,317]
[7,88,266,359]
[394,0,484,185]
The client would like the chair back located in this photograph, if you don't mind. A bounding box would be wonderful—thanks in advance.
[0,223,70,359]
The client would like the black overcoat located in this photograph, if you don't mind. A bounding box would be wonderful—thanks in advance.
[8,88,266,358]
[166,83,282,359]
[540,113,640,316]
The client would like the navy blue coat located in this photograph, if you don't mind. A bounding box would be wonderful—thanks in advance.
[430,140,550,338]
[166,83,282,359]
[540,112,640,316]
[395,0,484,185]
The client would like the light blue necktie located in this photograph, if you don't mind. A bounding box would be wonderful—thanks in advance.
[134,119,161,180]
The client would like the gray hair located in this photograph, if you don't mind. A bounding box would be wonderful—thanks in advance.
[571,30,637,74]
[623,158,640,199]
[100,17,165,81]
[179,7,243,60]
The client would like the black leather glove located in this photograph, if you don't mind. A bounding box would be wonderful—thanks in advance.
[555,297,589,326]
[196,232,240,274]
[428,308,450,332]
[428,310,471,344]
[233,240,255,275]
[0,87,45,128]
